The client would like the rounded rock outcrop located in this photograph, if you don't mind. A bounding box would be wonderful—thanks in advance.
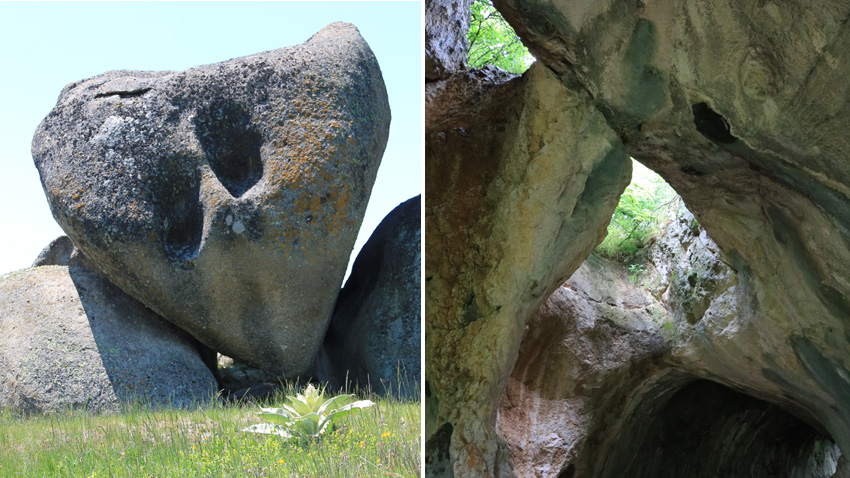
[0,266,217,413]
[31,22,391,376]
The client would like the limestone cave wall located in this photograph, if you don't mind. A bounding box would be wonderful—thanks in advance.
[426,1,850,476]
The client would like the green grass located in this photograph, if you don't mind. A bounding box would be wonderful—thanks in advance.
[0,385,420,477]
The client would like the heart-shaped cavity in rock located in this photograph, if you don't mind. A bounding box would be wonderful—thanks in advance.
[32,22,391,376]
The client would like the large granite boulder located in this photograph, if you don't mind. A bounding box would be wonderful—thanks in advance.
[0,266,217,413]
[314,195,421,398]
[32,22,391,376]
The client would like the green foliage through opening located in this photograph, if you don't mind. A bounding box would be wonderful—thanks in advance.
[467,0,534,74]
[595,159,679,261]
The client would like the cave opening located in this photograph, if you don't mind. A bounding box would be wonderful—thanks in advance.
[594,158,682,264]
[497,157,847,476]
[590,157,694,307]
[604,379,844,478]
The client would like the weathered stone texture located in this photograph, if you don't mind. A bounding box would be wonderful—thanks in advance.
[425,61,630,477]
[425,0,472,80]
[427,0,850,475]
[0,266,217,413]
[316,195,421,398]
[498,212,845,477]
[32,22,390,376]
[32,235,101,273]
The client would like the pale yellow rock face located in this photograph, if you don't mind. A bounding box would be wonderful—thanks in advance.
[491,0,850,458]
[425,62,630,477]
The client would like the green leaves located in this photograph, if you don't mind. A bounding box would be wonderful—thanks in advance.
[467,0,534,74]
[243,384,375,442]
[595,159,679,260]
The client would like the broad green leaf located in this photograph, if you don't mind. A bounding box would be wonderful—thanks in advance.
[316,393,354,416]
[318,400,375,431]
[258,412,296,425]
[287,396,314,416]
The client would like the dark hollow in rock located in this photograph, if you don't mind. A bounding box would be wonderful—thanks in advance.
[425,422,455,478]
[556,464,576,478]
[692,102,737,144]
[605,380,842,478]
[193,100,264,198]
[152,157,204,263]
[224,382,282,404]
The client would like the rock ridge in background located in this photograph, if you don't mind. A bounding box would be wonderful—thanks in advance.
[312,195,421,399]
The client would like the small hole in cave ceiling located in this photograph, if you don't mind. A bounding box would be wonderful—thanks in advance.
[593,158,686,262]
[692,102,738,145]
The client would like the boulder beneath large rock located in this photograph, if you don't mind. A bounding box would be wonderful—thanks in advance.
[313,195,421,398]
[31,22,390,376]
[32,235,101,273]
[0,266,217,414]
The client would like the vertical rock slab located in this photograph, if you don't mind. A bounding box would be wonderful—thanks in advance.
[32,22,390,376]
[315,195,421,398]
[0,266,217,413]
[425,62,630,477]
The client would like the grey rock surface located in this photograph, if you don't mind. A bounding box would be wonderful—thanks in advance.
[31,236,74,268]
[315,195,421,398]
[427,1,850,475]
[0,266,217,414]
[32,235,101,273]
[499,211,844,477]
[32,22,391,376]
[425,0,471,80]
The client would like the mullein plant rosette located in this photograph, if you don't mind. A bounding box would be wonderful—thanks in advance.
[243,384,375,440]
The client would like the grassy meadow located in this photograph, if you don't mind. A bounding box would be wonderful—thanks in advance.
[0,385,421,477]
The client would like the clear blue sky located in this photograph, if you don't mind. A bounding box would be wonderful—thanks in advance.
[0,1,421,277]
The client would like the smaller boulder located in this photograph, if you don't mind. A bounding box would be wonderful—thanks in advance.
[0,266,217,414]
[32,235,101,273]
[313,196,421,398]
